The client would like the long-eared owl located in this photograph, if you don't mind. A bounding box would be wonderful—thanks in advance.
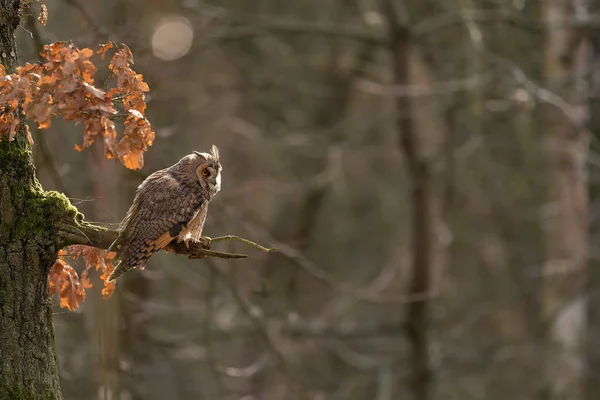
[107,145,222,281]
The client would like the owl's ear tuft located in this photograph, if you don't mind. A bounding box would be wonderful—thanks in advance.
[210,145,219,162]
[193,150,202,157]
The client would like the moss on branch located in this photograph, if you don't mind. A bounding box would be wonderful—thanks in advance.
[13,190,83,241]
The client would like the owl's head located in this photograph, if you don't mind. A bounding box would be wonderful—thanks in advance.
[172,145,222,198]
[192,145,222,198]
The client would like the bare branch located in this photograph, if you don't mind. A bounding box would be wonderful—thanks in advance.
[195,11,600,52]
[56,218,270,261]
[243,224,438,304]
[382,1,434,400]
[56,220,117,249]
[211,235,275,253]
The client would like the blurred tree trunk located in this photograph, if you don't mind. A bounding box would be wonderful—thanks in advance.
[383,2,433,400]
[0,2,63,398]
[248,2,383,397]
[87,141,121,399]
[543,0,589,398]
[118,168,154,400]
[85,1,130,397]
[109,1,155,398]
[585,2,600,398]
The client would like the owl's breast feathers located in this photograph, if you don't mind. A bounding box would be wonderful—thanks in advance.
[107,173,207,281]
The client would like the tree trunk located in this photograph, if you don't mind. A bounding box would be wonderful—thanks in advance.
[584,2,600,399]
[0,2,64,399]
[382,2,433,399]
[543,0,589,398]
[0,210,63,400]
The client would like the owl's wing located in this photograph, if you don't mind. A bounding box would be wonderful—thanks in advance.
[108,173,202,281]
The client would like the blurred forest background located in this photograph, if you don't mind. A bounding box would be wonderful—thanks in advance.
[14,0,600,399]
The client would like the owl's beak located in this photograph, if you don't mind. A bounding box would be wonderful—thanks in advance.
[212,174,221,191]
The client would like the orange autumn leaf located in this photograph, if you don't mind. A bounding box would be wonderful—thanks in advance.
[82,82,105,99]
[97,42,114,59]
[101,283,116,299]
[28,93,54,129]
[121,149,144,170]
[108,44,134,73]
[48,259,86,311]
[100,261,116,299]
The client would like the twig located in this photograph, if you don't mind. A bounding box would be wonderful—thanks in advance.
[210,235,275,253]
[174,247,248,260]
[203,20,384,46]
[243,222,437,304]
[194,11,600,54]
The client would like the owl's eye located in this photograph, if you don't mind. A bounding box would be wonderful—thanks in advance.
[202,169,210,177]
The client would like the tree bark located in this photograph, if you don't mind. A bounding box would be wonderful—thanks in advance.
[0,218,63,400]
[0,2,64,399]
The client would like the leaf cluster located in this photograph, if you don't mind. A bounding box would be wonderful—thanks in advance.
[48,245,116,310]
[0,41,154,169]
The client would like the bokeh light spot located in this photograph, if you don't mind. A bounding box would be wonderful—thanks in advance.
[151,16,194,61]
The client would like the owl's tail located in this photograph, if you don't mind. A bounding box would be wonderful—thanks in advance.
[107,241,154,282]
[107,238,125,282]
[107,258,151,282]
[107,260,126,282]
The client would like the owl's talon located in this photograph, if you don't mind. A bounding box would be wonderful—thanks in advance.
[201,236,212,249]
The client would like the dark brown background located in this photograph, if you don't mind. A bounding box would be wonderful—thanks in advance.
[16,0,600,399]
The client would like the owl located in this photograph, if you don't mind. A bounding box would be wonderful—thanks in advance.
[107,145,222,282]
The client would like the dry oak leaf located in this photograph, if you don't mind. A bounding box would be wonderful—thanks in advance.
[49,246,117,310]
[48,259,86,311]
[66,245,117,299]
[97,42,114,59]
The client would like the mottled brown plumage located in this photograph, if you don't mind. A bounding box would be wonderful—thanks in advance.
[107,146,222,281]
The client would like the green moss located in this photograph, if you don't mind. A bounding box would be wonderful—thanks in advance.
[0,139,83,242]
[0,131,83,244]
[44,190,82,221]
[0,139,31,167]
[12,190,83,241]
